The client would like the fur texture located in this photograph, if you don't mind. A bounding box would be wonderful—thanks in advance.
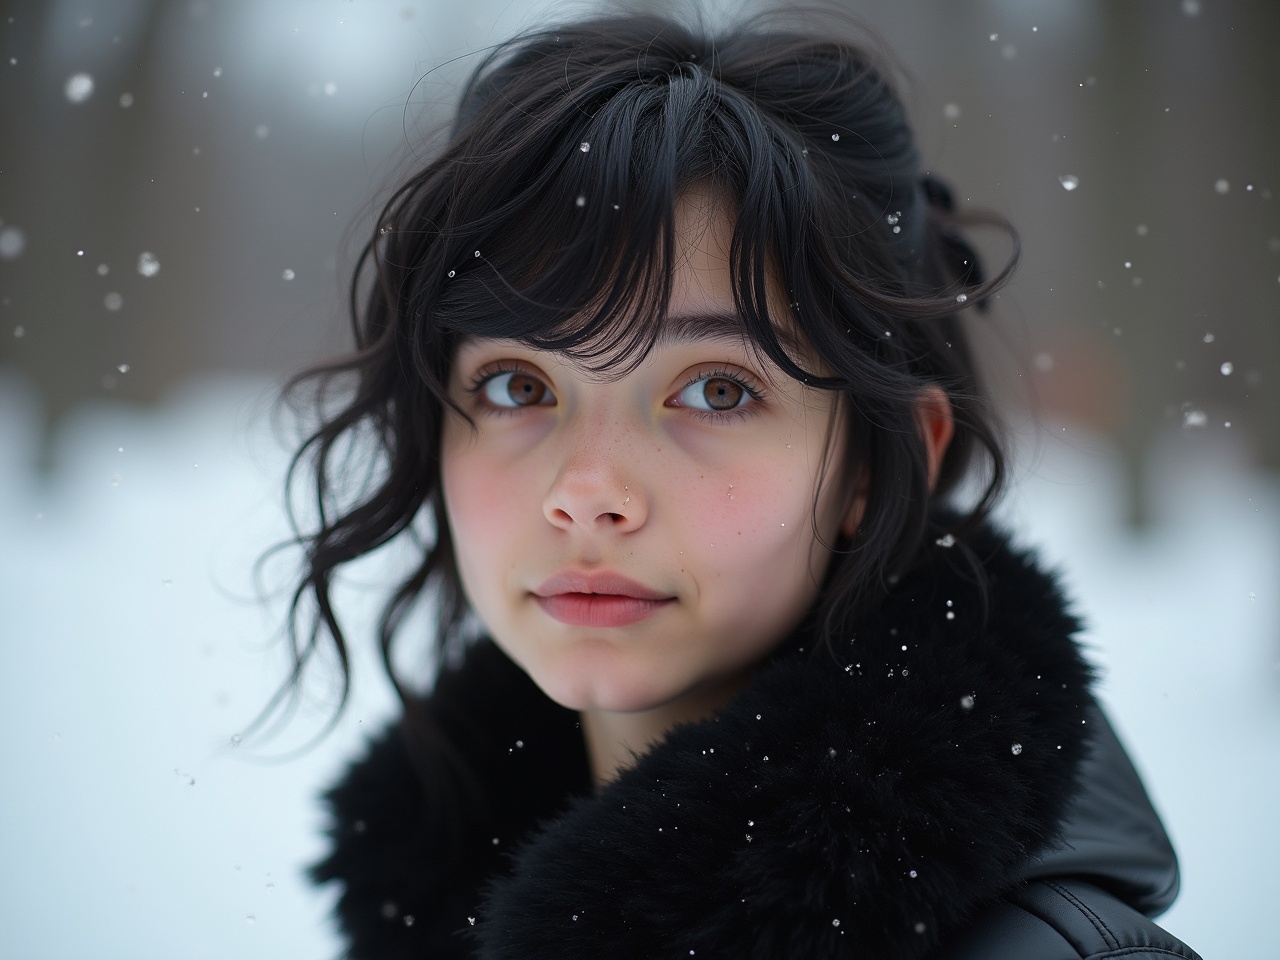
[312,524,1094,959]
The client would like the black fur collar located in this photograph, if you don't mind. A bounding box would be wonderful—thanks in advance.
[312,524,1093,959]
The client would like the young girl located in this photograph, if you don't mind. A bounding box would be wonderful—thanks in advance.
[292,10,1200,959]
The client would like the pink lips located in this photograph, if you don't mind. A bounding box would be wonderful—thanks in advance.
[532,571,675,627]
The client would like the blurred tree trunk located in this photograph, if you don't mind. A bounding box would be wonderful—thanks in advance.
[1097,0,1279,526]
[0,0,171,472]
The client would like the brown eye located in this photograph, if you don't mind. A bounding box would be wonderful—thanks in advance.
[480,370,553,408]
[702,377,744,410]
[506,372,546,405]
[673,373,755,415]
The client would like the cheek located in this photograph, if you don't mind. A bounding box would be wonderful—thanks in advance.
[670,406,848,635]
[672,450,832,600]
[440,428,525,599]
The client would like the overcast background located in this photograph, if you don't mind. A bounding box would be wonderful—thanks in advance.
[1,1,1277,957]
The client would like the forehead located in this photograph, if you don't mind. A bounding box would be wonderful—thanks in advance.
[663,186,811,358]
[450,182,810,370]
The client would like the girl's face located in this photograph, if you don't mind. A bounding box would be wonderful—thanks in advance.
[441,187,860,718]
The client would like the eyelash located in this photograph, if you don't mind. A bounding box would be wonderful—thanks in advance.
[464,362,767,421]
[464,362,543,417]
[674,367,767,423]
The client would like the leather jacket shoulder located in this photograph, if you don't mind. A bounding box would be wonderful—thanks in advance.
[938,879,1197,960]
[933,708,1199,959]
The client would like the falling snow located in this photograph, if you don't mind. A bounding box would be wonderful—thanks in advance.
[0,226,25,259]
[64,73,94,103]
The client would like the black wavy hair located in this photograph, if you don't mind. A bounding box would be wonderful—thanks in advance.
[267,7,1017,772]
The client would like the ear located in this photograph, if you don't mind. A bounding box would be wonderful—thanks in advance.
[838,386,955,539]
[838,471,868,540]
[916,385,955,493]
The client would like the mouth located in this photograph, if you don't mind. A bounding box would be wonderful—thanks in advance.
[532,571,676,627]
[533,594,674,627]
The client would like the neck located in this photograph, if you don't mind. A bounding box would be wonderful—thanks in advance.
[579,671,753,789]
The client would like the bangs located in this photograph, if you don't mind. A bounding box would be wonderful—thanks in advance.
[417,38,818,382]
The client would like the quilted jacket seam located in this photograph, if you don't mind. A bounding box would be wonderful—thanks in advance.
[1043,880,1120,951]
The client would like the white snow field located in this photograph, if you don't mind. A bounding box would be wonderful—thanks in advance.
[0,373,1275,959]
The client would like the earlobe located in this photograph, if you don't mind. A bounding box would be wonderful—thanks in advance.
[839,491,866,539]
[838,462,868,539]
[917,386,955,492]
[836,388,953,540]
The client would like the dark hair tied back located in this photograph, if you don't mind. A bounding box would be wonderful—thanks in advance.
[922,172,991,308]
[263,10,1019,775]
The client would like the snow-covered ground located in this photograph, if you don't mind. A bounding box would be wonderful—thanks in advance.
[0,373,1275,959]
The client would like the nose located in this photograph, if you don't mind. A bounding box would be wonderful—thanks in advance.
[542,427,646,534]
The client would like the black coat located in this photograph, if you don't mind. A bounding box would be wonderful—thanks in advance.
[311,525,1201,959]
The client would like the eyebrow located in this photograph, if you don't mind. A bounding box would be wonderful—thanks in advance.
[453,309,802,360]
[655,310,805,357]
[653,310,751,347]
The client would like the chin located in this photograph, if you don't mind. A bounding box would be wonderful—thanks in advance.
[542,675,671,715]
[531,651,678,715]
